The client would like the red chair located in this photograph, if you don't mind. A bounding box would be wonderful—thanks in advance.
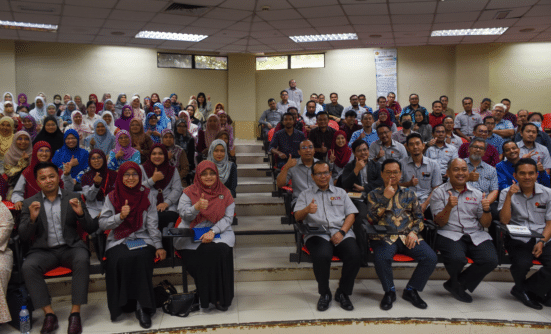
[267,128,276,142]
[328,120,340,131]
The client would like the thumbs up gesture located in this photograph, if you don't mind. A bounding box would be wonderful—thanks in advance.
[377,147,385,159]
[481,192,490,212]
[537,157,544,172]
[194,193,209,211]
[115,149,124,160]
[410,175,419,186]
[21,152,29,161]
[69,155,79,167]
[468,170,479,182]
[121,200,131,219]
[508,180,520,197]
[320,142,327,153]
[29,201,41,222]
[93,172,102,185]
[152,167,164,182]
[447,191,458,208]
[90,138,96,147]
[284,154,297,169]
[307,199,318,214]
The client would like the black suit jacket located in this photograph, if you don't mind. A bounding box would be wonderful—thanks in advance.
[341,159,384,195]
[19,188,97,255]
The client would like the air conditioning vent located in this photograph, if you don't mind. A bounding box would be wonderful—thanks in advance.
[165,2,211,16]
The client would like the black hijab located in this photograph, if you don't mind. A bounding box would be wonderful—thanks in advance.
[33,115,64,153]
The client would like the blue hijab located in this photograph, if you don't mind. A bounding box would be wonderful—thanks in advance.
[145,112,161,144]
[153,102,171,129]
[84,119,116,154]
[52,129,89,181]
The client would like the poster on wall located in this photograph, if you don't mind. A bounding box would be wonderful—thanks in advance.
[374,49,397,98]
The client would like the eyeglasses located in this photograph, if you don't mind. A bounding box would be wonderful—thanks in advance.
[471,146,485,151]
[476,130,488,134]
[313,171,331,177]
[37,149,51,154]
[383,171,401,176]
[300,145,314,150]
[90,156,103,161]
[123,173,139,178]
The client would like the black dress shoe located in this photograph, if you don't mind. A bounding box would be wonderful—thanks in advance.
[67,313,82,334]
[215,302,228,312]
[335,288,354,311]
[402,289,428,309]
[40,313,59,334]
[511,286,543,310]
[380,291,396,310]
[543,294,551,307]
[135,308,152,329]
[443,280,473,303]
[317,293,332,311]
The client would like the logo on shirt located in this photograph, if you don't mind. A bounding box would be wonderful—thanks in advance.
[219,195,225,199]
[422,172,431,177]
[330,197,342,201]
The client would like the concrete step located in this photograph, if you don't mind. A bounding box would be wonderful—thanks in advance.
[235,142,265,154]
[236,152,266,165]
[236,177,274,193]
[234,216,294,244]
[237,164,272,178]
[235,193,285,216]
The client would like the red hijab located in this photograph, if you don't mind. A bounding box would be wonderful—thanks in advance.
[142,144,175,203]
[378,108,393,127]
[22,141,64,198]
[108,161,151,240]
[329,130,352,168]
[183,160,234,228]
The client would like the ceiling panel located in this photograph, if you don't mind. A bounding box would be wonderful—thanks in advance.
[437,0,489,14]
[256,9,302,21]
[289,0,340,7]
[434,11,481,23]
[477,7,532,21]
[13,13,59,24]
[62,5,111,19]
[524,5,551,17]
[141,23,182,33]
[268,19,312,29]
[64,0,118,8]
[150,14,198,26]
[102,20,146,30]
[189,18,236,29]
[97,28,139,37]
[60,16,105,27]
[297,5,345,18]
[348,15,391,25]
[218,0,255,11]
[391,14,434,24]
[279,27,319,36]
[308,17,348,27]
[389,2,437,15]
[115,0,168,12]
[486,0,538,9]
[108,10,156,21]
[255,0,293,11]
[342,4,388,16]
[203,8,252,21]
[315,25,355,34]
[471,19,518,28]
[57,25,100,35]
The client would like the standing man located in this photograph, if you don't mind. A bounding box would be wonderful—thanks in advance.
[349,113,379,147]
[499,158,551,309]
[458,124,500,167]
[366,159,438,310]
[369,124,408,165]
[386,92,402,117]
[295,161,361,311]
[285,79,303,110]
[20,162,97,334]
[454,97,483,142]
[326,92,344,122]
[429,100,446,128]
[492,103,515,139]
[399,94,428,122]
[259,98,282,139]
[269,112,306,168]
[276,90,298,115]
[440,95,455,119]
[425,124,460,178]
[341,95,367,121]
[309,112,336,161]
[431,158,498,303]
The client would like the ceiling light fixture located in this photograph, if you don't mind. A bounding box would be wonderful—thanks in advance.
[135,30,208,42]
[431,27,508,37]
[0,20,57,32]
[290,33,357,43]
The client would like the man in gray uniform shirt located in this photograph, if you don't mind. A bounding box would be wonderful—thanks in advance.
[285,79,303,110]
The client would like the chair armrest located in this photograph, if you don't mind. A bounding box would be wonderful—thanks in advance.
[423,219,437,230]
[296,222,330,236]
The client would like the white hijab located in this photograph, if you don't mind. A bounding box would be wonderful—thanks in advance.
[102,111,117,134]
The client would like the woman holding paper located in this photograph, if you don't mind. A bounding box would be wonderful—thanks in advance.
[174,160,235,311]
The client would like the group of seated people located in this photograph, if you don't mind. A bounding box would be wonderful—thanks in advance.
[0,91,238,332]
[267,86,550,312]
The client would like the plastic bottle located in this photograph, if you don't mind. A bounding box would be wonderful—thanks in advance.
[19,305,30,334]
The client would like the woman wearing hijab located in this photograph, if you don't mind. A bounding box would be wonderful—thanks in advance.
[0,92,14,114]
[372,109,397,133]
[215,130,236,164]
[74,95,86,113]
[108,130,140,170]
[61,100,78,127]
[22,115,38,141]
[214,110,234,150]
[115,105,133,132]
[328,130,353,182]
[101,99,114,116]
[413,109,432,142]
[33,115,64,152]
[161,129,190,187]
[140,144,183,249]
[99,161,165,328]
[84,119,116,154]
[179,110,199,139]
[57,94,72,115]
[45,103,63,129]
[162,97,176,120]
[29,96,47,126]
[2,101,22,131]
[0,117,15,174]
[113,94,127,120]
[130,95,145,122]
[207,139,237,198]
[17,93,30,110]
[174,119,196,174]
[152,102,171,129]
[52,94,62,113]
[102,111,117,135]
[4,131,32,187]
[52,129,89,182]
[81,149,117,220]
[65,111,93,148]
[83,101,102,131]
[170,93,181,114]
[174,160,235,311]
[129,118,153,163]
[89,94,103,112]
[186,101,204,125]
[196,92,212,120]
[196,114,221,156]
[144,112,162,144]
[0,199,14,324]
[12,141,74,210]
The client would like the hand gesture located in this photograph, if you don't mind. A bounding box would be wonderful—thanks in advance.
[115,149,124,160]
[320,142,327,153]
[29,201,41,222]
[410,175,419,186]
[445,136,451,144]
[153,131,161,137]
[468,170,479,182]
[155,249,167,261]
[278,152,287,160]
[63,162,72,176]
[93,172,102,185]
[14,201,23,211]
[21,152,29,161]
[353,184,365,192]
[523,150,537,159]
[537,157,544,172]
[120,200,130,220]
[383,184,396,199]
[69,198,83,216]
[90,138,96,147]
[355,159,366,172]
[284,154,297,169]
[360,131,366,139]
[428,138,437,147]
[329,149,336,163]
[377,147,385,159]
[481,192,490,212]
[307,199,318,214]
[194,193,209,211]
[157,203,169,212]
[70,155,79,167]
[508,180,520,197]
[413,124,420,131]
[405,231,419,249]
[152,168,164,182]
[146,130,152,136]
[447,191,458,207]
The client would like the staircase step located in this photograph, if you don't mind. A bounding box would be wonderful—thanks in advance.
[237,164,272,178]
[235,193,285,216]
[234,216,294,244]
[235,143,265,154]
[236,177,274,193]
[236,153,266,165]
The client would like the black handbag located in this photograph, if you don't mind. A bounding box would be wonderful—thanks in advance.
[161,291,199,317]
[153,280,178,308]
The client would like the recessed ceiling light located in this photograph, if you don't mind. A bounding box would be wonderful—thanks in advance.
[290,33,357,43]
[0,20,57,32]
[369,34,382,38]
[135,30,208,42]
[431,27,508,37]
[111,31,125,36]
[519,28,535,33]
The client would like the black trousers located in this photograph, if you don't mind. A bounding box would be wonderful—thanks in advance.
[436,234,498,292]
[352,201,369,266]
[505,237,551,298]
[22,245,90,309]
[305,236,361,296]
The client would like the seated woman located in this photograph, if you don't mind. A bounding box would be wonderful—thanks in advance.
[0,116,15,175]
[52,129,89,183]
[130,96,145,122]
[214,109,234,149]
[81,149,117,221]
[162,98,176,122]
[215,131,236,164]
[174,119,196,176]
[144,112,162,144]
[3,131,32,190]
[12,141,74,210]
[179,110,199,139]
[99,161,166,328]
[33,115,64,152]
[413,110,432,142]
[328,130,353,183]
[84,119,116,155]
[0,200,14,324]
[140,144,183,249]
[152,102,172,130]
[60,100,78,128]
[161,129,190,187]
[102,111,117,135]
[100,99,115,116]
[64,111,93,148]
[45,103,63,129]
[115,105,134,132]
[207,139,237,198]
[2,101,22,131]
[174,160,235,311]
[29,96,47,126]
[129,118,154,163]
[372,109,397,133]
[196,114,221,157]
[108,130,141,171]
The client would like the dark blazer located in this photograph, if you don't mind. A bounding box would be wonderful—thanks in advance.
[341,159,384,195]
[19,188,97,254]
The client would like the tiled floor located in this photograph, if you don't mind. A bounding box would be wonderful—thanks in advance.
[2,279,550,334]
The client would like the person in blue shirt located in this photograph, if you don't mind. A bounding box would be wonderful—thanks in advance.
[496,141,550,191]
[399,94,428,125]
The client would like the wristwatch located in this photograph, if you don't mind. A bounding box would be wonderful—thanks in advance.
[339,229,346,237]
[538,239,546,245]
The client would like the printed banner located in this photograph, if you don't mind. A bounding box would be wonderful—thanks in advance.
[374,49,397,98]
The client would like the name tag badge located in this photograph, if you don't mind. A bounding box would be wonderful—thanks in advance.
[422,172,431,178]
[536,202,547,209]
[464,196,478,205]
